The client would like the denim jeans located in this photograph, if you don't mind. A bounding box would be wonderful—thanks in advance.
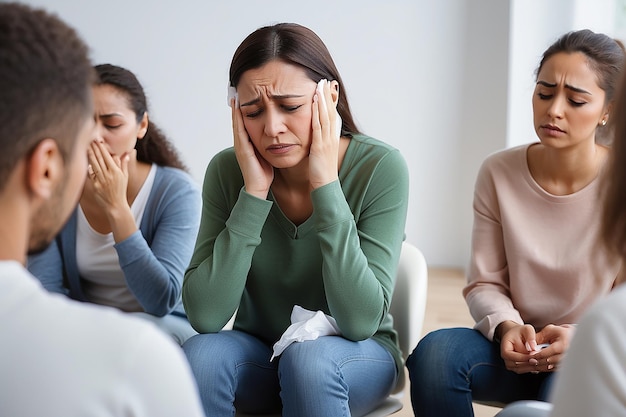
[406,327,554,417]
[130,312,197,345]
[182,330,397,417]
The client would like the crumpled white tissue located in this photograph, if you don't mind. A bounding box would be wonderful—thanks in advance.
[270,305,341,361]
[316,79,342,139]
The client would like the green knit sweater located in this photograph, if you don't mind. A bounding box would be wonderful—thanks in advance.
[183,134,409,374]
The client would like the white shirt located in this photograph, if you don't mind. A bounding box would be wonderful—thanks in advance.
[549,283,626,417]
[0,260,205,417]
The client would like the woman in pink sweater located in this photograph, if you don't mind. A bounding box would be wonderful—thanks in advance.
[407,29,625,416]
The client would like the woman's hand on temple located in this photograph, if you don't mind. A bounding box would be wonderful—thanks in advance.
[309,79,340,190]
[231,98,273,199]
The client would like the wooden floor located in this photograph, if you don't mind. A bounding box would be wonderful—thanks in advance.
[392,268,502,417]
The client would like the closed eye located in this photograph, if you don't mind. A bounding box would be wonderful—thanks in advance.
[244,109,262,118]
[282,104,303,112]
[537,93,586,107]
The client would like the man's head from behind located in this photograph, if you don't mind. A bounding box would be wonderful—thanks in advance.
[0,3,94,255]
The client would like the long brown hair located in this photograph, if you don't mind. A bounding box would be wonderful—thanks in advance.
[602,68,626,258]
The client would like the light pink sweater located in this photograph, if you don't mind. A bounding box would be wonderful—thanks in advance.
[463,143,622,341]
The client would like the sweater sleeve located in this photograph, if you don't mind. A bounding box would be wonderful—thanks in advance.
[27,238,68,295]
[114,171,201,317]
[183,152,273,333]
[313,149,409,341]
[463,156,524,340]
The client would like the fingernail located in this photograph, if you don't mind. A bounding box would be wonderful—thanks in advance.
[525,342,531,351]
[548,364,554,370]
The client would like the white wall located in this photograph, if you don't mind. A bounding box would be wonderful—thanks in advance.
[13,0,619,270]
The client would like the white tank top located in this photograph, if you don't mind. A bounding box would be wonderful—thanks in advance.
[76,164,157,311]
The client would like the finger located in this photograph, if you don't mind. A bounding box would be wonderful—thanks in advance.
[90,141,109,174]
[94,140,120,170]
[312,93,321,131]
[231,99,249,148]
[513,362,543,374]
[502,350,536,363]
[87,163,97,181]
[514,355,560,373]
[329,80,341,140]
[518,325,538,352]
[88,143,104,178]
[505,360,539,374]
[316,79,328,114]
[120,152,130,175]
[315,80,330,139]
[545,353,563,371]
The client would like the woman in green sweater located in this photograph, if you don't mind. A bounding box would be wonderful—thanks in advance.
[182,22,409,417]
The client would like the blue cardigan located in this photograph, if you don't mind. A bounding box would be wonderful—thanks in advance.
[28,165,201,317]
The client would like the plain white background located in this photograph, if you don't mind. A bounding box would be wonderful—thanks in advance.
[12,0,622,268]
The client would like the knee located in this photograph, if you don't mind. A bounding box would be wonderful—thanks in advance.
[183,333,238,374]
[407,328,475,381]
[278,339,339,387]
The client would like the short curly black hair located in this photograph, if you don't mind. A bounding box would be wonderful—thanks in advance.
[0,2,93,190]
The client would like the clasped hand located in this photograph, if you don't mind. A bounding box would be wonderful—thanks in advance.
[500,323,574,374]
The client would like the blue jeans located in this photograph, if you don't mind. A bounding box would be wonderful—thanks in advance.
[182,330,397,417]
[131,312,197,345]
[406,328,555,417]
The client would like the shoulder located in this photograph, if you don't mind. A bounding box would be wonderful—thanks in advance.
[206,147,238,171]
[480,144,529,171]
[151,165,200,200]
[32,282,194,381]
[347,134,407,173]
[2,267,204,416]
[349,134,403,158]
[4,268,175,371]
[203,147,242,186]
[476,144,531,186]
[155,165,197,187]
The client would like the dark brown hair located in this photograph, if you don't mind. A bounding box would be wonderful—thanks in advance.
[229,23,359,137]
[0,3,93,191]
[536,29,625,144]
[94,64,187,171]
[602,68,626,258]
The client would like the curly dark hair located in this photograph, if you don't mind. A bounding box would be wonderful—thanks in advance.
[0,2,93,191]
[94,64,187,171]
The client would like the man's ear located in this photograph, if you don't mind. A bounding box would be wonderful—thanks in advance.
[27,138,63,200]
